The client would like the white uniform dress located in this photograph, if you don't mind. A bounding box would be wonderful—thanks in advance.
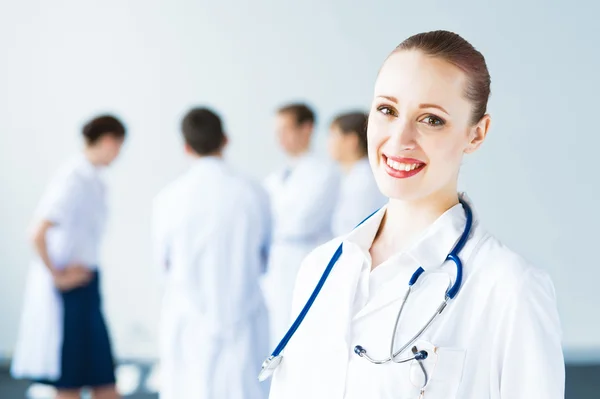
[11,155,110,382]
[263,152,340,347]
[268,194,564,399]
[152,157,271,399]
[332,158,387,237]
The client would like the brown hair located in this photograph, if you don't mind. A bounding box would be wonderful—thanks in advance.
[394,30,491,124]
[277,103,316,126]
[331,111,369,155]
[181,107,226,155]
[82,115,126,145]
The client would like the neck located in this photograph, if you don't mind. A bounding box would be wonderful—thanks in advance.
[375,189,459,253]
[340,153,366,173]
[83,147,103,167]
[189,150,223,159]
[288,147,309,161]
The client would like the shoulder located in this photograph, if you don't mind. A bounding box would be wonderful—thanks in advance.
[233,172,270,205]
[345,164,378,191]
[45,157,89,196]
[153,174,189,211]
[294,237,345,290]
[469,231,556,300]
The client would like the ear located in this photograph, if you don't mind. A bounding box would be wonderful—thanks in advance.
[301,122,314,136]
[221,134,229,150]
[464,114,491,154]
[184,142,194,155]
[347,132,361,150]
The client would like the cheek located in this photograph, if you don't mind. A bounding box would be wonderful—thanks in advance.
[366,118,386,153]
[424,134,467,168]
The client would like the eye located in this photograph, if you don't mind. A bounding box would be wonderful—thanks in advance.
[420,115,445,127]
[377,105,398,117]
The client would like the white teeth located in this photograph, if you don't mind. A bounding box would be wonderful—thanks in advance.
[385,158,422,172]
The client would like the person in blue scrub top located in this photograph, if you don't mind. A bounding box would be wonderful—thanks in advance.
[11,115,126,399]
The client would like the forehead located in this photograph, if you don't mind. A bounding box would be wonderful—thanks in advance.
[375,50,469,110]
[276,112,296,127]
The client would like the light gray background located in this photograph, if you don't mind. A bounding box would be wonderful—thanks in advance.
[1,0,598,362]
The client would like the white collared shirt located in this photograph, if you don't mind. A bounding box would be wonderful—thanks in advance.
[33,155,107,269]
[264,151,341,245]
[268,194,564,399]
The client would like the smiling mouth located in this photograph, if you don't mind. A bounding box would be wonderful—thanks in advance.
[383,155,426,178]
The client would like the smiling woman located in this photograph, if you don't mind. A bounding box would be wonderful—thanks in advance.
[264,30,564,399]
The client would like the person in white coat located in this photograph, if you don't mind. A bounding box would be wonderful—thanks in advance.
[265,30,564,399]
[328,111,387,237]
[263,103,340,347]
[12,115,126,399]
[152,107,271,399]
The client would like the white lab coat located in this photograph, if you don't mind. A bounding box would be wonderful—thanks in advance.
[152,157,271,399]
[332,158,387,237]
[11,155,107,380]
[268,194,564,399]
[262,152,340,347]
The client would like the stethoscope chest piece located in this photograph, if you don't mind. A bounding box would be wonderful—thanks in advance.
[258,355,283,382]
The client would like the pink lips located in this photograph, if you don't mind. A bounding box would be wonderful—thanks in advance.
[383,155,426,179]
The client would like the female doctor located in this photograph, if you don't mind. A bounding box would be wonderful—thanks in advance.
[328,111,387,237]
[11,115,126,399]
[264,30,564,399]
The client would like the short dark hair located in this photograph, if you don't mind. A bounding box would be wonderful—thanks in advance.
[181,107,226,155]
[331,111,369,155]
[277,103,315,126]
[82,115,126,145]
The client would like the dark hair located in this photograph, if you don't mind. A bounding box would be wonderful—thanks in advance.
[181,107,226,155]
[331,111,369,155]
[277,103,316,126]
[82,115,126,145]
[394,30,491,124]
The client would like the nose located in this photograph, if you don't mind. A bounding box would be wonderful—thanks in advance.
[390,119,418,150]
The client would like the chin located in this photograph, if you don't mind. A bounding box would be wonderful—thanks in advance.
[379,187,426,202]
[374,176,429,202]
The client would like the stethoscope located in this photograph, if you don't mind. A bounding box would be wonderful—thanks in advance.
[258,198,473,382]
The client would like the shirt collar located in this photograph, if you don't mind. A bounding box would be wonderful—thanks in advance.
[344,192,477,271]
[190,155,224,170]
[77,154,102,178]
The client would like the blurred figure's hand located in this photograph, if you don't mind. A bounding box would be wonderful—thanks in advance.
[52,264,92,291]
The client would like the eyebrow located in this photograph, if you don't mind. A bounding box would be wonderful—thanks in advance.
[378,95,398,103]
[419,103,449,115]
[376,96,450,115]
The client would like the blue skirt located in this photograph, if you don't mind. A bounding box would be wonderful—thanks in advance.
[37,271,116,389]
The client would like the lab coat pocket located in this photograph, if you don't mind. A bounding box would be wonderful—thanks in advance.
[416,345,466,398]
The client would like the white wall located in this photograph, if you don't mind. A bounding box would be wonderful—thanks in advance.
[1,0,598,362]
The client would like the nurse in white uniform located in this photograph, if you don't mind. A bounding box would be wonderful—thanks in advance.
[263,103,340,347]
[152,107,271,399]
[264,30,564,399]
[12,115,126,399]
[328,111,387,237]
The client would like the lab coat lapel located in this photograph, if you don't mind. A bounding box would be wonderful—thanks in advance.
[352,199,471,322]
[352,268,413,321]
[315,243,365,343]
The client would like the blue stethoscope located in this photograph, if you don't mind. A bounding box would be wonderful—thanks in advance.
[258,198,473,382]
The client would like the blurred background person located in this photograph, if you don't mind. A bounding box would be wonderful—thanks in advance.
[328,111,387,236]
[262,103,340,347]
[152,107,271,399]
[11,115,126,399]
